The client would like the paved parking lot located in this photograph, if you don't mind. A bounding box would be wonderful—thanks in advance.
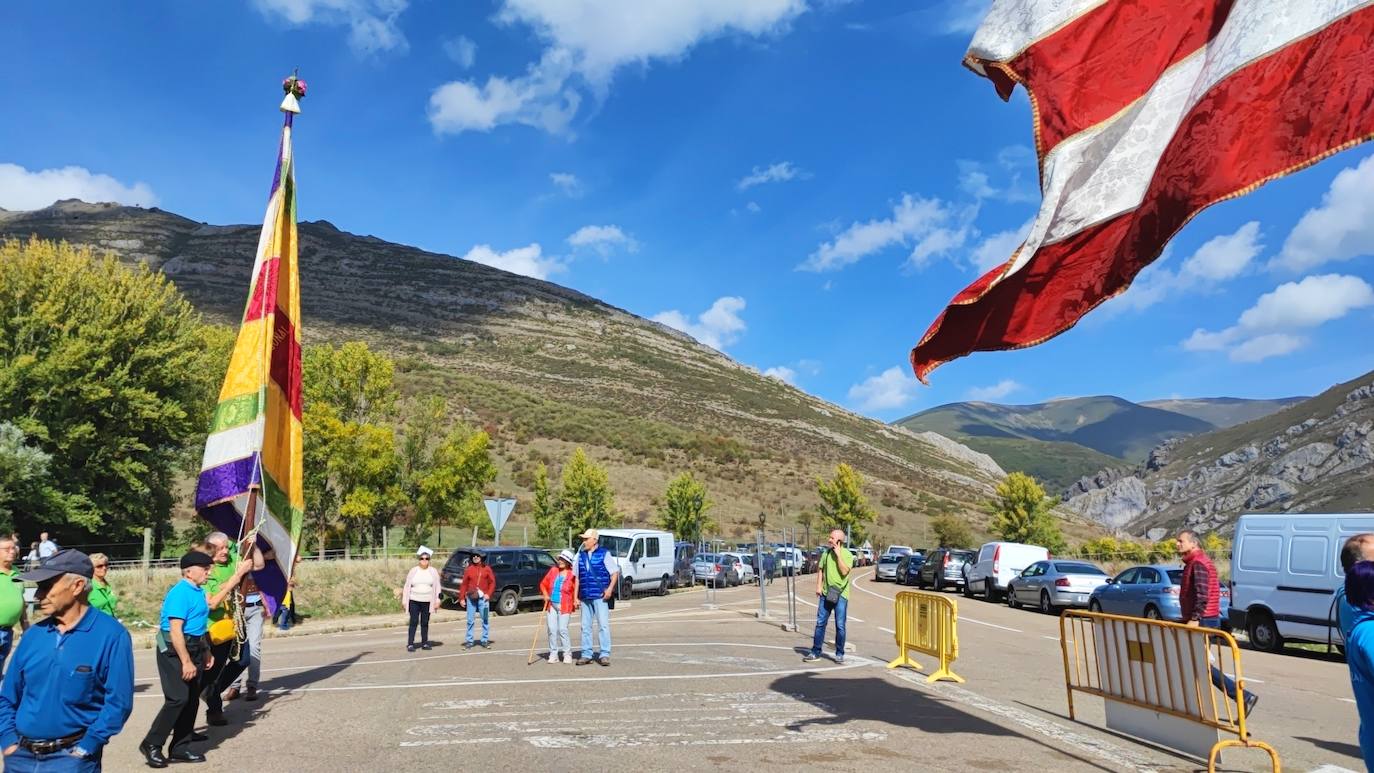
[105,573,1365,771]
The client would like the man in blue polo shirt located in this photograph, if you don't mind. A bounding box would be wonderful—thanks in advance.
[0,549,134,771]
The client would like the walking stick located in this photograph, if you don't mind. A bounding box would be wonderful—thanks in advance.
[526,601,550,665]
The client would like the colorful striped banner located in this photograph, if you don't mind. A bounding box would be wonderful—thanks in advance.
[194,101,304,612]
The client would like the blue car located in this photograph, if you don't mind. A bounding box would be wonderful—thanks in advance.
[896,554,926,586]
[1089,564,1231,624]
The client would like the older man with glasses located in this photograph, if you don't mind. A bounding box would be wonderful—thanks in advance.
[0,538,30,677]
[0,549,134,771]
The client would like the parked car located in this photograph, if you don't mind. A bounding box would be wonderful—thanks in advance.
[803,548,822,574]
[875,554,902,581]
[964,541,1050,601]
[720,552,756,584]
[1007,560,1109,614]
[1230,512,1374,653]
[858,547,874,566]
[1089,564,1232,623]
[896,554,926,585]
[916,548,975,592]
[883,545,914,558]
[671,541,697,589]
[692,553,737,587]
[775,546,805,576]
[596,528,676,596]
[439,547,554,616]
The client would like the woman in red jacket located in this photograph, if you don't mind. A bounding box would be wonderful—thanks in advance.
[458,551,496,649]
[540,549,578,663]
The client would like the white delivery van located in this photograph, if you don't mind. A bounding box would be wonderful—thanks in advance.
[964,541,1050,601]
[1230,513,1374,653]
[595,528,676,596]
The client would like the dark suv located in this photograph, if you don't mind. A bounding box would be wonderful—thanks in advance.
[440,547,555,615]
[915,548,976,592]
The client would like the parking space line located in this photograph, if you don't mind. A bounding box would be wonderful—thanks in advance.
[960,616,1023,633]
[878,627,896,635]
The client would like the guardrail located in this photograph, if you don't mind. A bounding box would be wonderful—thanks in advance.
[1059,610,1279,772]
[886,590,964,683]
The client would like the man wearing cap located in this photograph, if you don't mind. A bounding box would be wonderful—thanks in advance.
[458,551,496,649]
[0,537,30,677]
[573,529,620,667]
[0,549,134,771]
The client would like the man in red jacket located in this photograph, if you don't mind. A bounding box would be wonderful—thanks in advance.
[458,551,496,649]
[1177,530,1258,716]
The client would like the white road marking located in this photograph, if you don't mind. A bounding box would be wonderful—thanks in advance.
[959,616,1023,633]
[1041,635,1059,641]
[523,728,887,749]
[1340,697,1356,704]
[886,668,1162,772]
[399,737,509,747]
[1306,766,1362,773]
[878,627,896,635]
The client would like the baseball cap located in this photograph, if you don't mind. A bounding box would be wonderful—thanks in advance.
[19,548,94,582]
[180,551,214,570]
[578,528,599,540]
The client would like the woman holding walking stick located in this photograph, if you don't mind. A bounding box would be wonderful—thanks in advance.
[539,550,578,663]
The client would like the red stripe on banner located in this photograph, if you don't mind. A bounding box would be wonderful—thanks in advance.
[270,310,303,420]
[913,7,1374,382]
[1003,0,1233,153]
[243,257,281,323]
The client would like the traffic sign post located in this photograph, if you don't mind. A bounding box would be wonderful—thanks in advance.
[483,498,517,546]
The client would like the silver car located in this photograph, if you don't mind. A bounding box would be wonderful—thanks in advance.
[1006,560,1109,614]
[875,554,902,581]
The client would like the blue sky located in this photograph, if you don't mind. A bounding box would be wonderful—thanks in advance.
[5,0,1373,421]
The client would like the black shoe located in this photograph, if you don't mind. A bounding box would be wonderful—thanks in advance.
[1243,692,1259,716]
[406,644,416,652]
[421,642,433,650]
[479,640,491,649]
[244,687,258,702]
[139,743,168,769]
[576,657,593,665]
[462,642,473,650]
[190,732,208,742]
[598,656,610,667]
[168,750,207,763]
[205,710,228,727]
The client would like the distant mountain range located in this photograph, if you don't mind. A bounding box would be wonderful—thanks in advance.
[895,394,1306,491]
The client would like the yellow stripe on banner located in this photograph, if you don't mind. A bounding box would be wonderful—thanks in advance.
[217,320,269,402]
[260,386,304,508]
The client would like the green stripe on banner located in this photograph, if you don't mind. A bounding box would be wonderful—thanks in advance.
[208,390,264,434]
[261,469,304,536]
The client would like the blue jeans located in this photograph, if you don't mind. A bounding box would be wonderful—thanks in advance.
[1199,617,1252,705]
[579,598,611,659]
[3,745,100,772]
[810,595,847,658]
[0,627,13,677]
[465,598,490,644]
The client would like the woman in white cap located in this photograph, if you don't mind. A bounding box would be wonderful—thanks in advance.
[401,546,441,652]
[539,549,578,663]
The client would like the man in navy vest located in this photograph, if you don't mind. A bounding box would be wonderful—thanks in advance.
[572,529,620,666]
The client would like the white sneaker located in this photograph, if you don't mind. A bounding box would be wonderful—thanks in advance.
[547,653,558,664]
[561,652,572,664]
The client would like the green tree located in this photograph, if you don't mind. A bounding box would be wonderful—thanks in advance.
[531,463,562,547]
[657,472,713,543]
[560,447,619,535]
[0,239,214,540]
[414,424,497,545]
[931,514,975,549]
[815,463,876,543]
[303,341,396,424]
[0,422,56,532]
[986,472,1065,552]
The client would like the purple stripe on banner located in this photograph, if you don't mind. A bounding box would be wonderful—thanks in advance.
[199,501,287,616]
[194,455,261,510]
[269,129,285,198]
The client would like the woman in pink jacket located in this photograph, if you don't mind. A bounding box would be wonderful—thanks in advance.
[402,546,441,652]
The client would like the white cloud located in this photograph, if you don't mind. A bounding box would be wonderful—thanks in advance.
[0,163,156,211]
[430,0,806,136]
[746,201,762,214]
[969,218,1033,273]
[942,0,991,34]
[253,0,409,54]
[1182,273,1374,362]
[957,149,1037,204]
[795,359,822,376]
[737,161,809,190]
[957,162,998,200]
[967,379,1022,401]
[653,296,747,351]
[801,194,963,272]
[1274,155,1374,272]
[549,172,583,197]
[460,243,564,280]
[443,35,477,68]
[763,366,797,385]
[567,224,637,255]
[848,366,921,412]
[1180,221,1262,281]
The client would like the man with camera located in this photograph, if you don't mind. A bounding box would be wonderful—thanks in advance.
[804,530,853,664]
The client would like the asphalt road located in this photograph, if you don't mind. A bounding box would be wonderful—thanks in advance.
[102,571,1365,772]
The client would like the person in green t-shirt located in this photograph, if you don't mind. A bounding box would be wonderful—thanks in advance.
[88,551,119,617]
[804,529,853,664]
[0,536,31,676]
[199,532,258,726]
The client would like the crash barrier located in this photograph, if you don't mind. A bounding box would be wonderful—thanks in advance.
[1059,610,1279,773]
[886,590,964,683]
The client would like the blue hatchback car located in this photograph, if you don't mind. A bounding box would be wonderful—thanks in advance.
[1089,564,1230,624]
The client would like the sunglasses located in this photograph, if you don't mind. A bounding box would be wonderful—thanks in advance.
[93,564,108,569]
[418,556,431,561]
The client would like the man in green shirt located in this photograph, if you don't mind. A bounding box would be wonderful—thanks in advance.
[200,532,258,726]
[805,529,853,664]
[0,536,30,676]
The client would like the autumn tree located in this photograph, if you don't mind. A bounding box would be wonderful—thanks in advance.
[987,472,1065,552]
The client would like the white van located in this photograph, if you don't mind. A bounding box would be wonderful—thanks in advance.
[595,528,676,596]
[1230,513,1374,652]
[964,541,1050,601]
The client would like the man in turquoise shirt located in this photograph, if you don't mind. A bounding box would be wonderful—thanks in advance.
[805,530,853,664]
[140,551,216,768]
[1339,534,1374,772]
[0,537,30,677]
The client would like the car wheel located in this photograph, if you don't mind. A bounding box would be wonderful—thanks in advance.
[658,575,670,596]
[1089,600,1102,613]
[934,577,944,593]
[1007,585,1020,609]
[496,589,519,616]
[621,578,634,598]
[1144,605,1162,621]
[1247,610,1284,653]
[963,579,974,598]
[1039,590,1057,615]
[984,578,998,603]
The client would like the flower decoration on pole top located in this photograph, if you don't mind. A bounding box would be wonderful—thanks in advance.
[280,71,307,114]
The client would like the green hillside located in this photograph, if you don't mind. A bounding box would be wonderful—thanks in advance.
[1140,397,1307,428]
[937,436,1125,493]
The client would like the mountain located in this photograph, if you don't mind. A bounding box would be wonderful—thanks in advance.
[0,201,1037,544]
[1064,370,1374,534]
[1140,397,1308,429]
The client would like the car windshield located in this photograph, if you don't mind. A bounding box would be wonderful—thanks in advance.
[879,555,900,564]
[600,536,632,557]
[694,554,716,563]
[1166,569,1184,584]
[951,551,975,561]
[1054,562,1105,575]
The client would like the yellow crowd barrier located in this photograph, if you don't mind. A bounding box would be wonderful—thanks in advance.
[886,590,963,683]
[1059,610,1279,773]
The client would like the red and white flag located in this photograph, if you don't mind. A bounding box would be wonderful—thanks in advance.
[911,0,1374,382]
